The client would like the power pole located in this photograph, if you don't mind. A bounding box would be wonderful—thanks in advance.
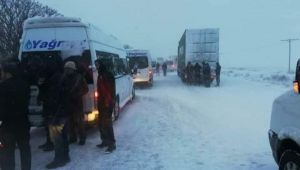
[281,38,299,73]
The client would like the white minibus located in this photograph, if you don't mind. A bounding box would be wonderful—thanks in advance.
[19,17,134,126]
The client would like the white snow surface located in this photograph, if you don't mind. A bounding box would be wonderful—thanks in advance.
[26,68,290,170]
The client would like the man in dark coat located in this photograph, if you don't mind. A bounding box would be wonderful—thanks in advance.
[46,61,87,169]
[155,62,160,75]
[38,58,63,152]
[96,59,116,153]
[193,63,202,84]
[186,62,193,84]
[203,62,211,87]
[216,62,221,86]
[0,62,31,170]
[162,62,167,76]
[64,61,88,146]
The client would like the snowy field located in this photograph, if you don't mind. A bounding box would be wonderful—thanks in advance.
[27,68,291,170]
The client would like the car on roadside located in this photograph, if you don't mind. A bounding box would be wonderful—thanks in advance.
[165,60,177,72]
[269,58,300,170]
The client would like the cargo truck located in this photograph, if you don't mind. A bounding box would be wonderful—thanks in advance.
[177,29,219,86]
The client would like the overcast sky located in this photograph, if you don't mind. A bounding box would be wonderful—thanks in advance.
[37,0,300,68]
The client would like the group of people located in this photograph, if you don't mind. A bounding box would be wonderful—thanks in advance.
[185,62,221,87]
[0,57,117,170]
[155,62,167,76]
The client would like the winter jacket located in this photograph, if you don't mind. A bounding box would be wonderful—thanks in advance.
[194,64,201,76]
[56,71,88,118]
[0,77,30,131]
[39,71,63,117]
[162,63,167,71]
[203,64,211,75]
[97,71,115,108]
[216,64,221,76]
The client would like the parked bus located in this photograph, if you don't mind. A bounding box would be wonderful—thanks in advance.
[19,17,134,126]
[126,49,153,86]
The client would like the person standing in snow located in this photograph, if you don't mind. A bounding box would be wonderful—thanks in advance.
[46,61,87,169]
[216,62,221,87]
[0,61,31,170]
[96,59,116,153]
[186,62,193,84]
[193,63,201,84]
[203,62,211,87]
[162,62,167,76]
[38,58,63,152]
[156,62,160,75]
[66,61,88,146]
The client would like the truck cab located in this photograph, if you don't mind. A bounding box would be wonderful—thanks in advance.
[269,58,300,170]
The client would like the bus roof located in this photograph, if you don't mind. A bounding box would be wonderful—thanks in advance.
[24,17,88,29]
[126,49,150,57]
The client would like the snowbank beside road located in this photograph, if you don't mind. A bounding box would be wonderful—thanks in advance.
[223,67,294,87]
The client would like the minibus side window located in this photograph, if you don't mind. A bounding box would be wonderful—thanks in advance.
[116,58,127,75]
[95,50,116,75]
[122,58,130,74]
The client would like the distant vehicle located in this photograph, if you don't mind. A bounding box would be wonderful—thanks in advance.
[19,17,134,126]
[177,29,219,86]
[269,58,300,170]
[126,49,153,86]
[165,60,177,72]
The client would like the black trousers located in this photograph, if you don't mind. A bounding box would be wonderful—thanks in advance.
[98,107,115,146]
[43,117,53,145]
[69,113,86,142]
[49,121,69,162]
[216,74,220,86]
[0,127,31,170]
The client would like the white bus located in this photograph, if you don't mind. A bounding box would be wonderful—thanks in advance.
[126,49,153,86]
[18,17,134,126]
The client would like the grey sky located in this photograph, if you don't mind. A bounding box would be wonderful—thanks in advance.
[37,0,300,68]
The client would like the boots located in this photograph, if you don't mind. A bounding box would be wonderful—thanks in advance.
[46,156,70,169]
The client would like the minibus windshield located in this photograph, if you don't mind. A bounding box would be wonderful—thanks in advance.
[128,56,148,69]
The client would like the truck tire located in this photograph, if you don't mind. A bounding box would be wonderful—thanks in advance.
[279,150,300,170]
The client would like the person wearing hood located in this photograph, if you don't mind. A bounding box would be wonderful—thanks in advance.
[46,61,87,169]
[95,59,116,153]
[0,61,31,170]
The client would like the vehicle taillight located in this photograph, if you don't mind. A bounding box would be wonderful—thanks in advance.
[293,81,299,93]
[95,91,99,98]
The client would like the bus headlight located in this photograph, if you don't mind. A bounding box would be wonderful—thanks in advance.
[87,110,98,122]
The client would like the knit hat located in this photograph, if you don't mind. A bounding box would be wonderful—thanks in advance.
[64,61,77,70]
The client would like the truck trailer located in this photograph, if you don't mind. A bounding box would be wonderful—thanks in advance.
[177,29,219,86]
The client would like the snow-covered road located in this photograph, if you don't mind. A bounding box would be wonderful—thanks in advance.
[30,71,289,170]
